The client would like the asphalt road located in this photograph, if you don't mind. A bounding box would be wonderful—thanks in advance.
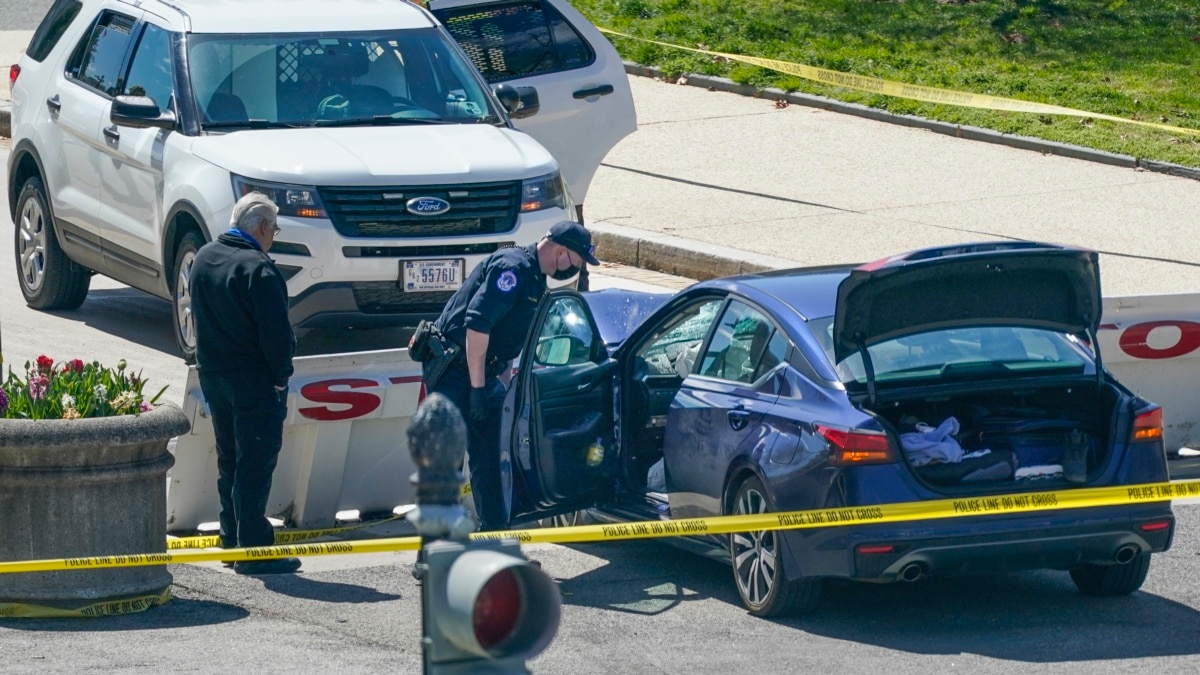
[0,1,50,31]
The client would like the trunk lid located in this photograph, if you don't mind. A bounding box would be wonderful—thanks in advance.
[833,242,1102,364]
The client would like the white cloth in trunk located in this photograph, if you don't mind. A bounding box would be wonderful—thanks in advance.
[899,417,964,467]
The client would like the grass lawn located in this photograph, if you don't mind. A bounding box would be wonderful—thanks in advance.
[572,0,1200,168]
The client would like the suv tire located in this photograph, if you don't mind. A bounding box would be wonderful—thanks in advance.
[172,230,205,363]
[14,175,90,310]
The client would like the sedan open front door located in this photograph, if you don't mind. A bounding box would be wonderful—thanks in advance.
[507,291,618,524]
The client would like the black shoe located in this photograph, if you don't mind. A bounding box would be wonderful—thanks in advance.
[234,557,301,575]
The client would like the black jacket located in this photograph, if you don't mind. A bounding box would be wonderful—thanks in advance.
[190,232,295,386]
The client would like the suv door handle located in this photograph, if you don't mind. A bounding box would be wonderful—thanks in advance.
[46,95,61,112]
[103,126,120,142]
[577,378,593,391]
[573,84,615,100]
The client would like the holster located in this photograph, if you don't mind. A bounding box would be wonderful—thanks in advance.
[421,334,462,391]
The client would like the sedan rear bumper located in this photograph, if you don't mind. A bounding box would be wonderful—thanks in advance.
[785,506,1175,582]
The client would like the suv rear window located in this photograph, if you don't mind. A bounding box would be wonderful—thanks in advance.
[69,11,137,96]
[436,0,593,83]
[26,0,83,62]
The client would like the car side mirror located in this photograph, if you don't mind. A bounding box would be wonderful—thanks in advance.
[493,84,540,119]
[534,335,588,367]
[111,95,177,130]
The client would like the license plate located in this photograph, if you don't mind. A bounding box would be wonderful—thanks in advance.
[401,259,464,292]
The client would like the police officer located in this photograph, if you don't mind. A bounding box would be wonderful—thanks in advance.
[424,221,599,530]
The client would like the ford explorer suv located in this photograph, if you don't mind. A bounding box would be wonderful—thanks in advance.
[9,0,635,360]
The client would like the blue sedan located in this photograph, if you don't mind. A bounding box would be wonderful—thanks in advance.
[498,242,1175,617]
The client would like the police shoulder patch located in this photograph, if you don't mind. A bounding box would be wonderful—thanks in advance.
[496,270,518,292]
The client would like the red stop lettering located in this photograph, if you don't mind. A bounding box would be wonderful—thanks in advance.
[1119,320,1200,360]
[299,379,382,421]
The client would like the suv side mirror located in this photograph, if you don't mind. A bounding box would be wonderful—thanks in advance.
[111,95,177,130]
[493,84,540,119]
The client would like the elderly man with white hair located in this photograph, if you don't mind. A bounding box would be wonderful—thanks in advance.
[190,191,299,575]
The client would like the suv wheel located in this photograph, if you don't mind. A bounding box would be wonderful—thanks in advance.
[172,230,205,362]
[14,176,90,309]
[729,476,823,617]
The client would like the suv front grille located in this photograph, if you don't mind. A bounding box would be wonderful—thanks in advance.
[351,282,456,314]
[321,182,521,238]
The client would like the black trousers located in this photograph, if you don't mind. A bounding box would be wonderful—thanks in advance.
[425,363,508,531]
[199,371,287,549]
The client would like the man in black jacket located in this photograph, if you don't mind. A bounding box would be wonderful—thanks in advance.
[191,192,299,575]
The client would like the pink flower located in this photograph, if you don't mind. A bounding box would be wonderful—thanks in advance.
[139,401,153,413]
[29,375,49,400]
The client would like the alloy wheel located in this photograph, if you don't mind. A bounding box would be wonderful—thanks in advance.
[731,485,777,607]
[17,194,48,293]
[175,250,197,351]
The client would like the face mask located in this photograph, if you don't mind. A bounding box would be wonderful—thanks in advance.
[550,265,580,281]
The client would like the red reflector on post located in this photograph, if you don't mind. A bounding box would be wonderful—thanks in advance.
[473,568,522,650]
[1138,521,1171,532]
[817,424,894,466]
[1131,407,1163,443]
[857,544,896,555]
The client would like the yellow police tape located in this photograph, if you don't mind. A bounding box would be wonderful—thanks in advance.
[166,512,406,550]
[598,28,1200,138]
[0,589,171,619]
[0,479,1195,575]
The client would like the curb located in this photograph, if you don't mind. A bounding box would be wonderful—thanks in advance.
[590,63,1200,280]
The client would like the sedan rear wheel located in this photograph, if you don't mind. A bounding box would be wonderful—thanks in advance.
[1069,553,1151,596]
[729,476,822,617]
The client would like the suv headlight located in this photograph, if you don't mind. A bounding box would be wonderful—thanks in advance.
[232,176,328,218]
[520,171,569,213]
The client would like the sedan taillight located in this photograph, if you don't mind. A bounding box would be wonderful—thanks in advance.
[817,424,895,466]
[1130,407,1163,443]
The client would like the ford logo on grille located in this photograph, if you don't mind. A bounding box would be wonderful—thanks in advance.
[406,197,451,216]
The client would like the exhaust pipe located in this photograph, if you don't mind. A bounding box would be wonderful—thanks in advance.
[898,562,926,582]
[1114,544,1139,565]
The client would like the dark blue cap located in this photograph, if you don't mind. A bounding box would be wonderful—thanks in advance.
[546,221,600,265]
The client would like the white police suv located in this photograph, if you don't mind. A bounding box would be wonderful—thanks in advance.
[8,0,635,360]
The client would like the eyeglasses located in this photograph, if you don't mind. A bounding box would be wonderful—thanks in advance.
[270,223,281,235]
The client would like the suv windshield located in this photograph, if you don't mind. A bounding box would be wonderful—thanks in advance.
[187,29,499,129]
[807,318,1091,385]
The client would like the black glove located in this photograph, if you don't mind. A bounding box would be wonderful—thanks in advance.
[469,386,488,421]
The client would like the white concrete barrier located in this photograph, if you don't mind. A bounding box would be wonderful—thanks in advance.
[165,293,1200,532]
[1099,293,1200,454]
[167,349,425,532]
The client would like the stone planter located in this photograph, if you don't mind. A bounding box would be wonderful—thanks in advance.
[0,403,190,611]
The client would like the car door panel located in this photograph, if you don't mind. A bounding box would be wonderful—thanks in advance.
[430,0,637,206]
[508,291,616,520]
[530,359,614,501]
[98,18,175,287]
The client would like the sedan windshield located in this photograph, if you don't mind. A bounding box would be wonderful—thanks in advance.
[807,318,1090,384]
[187,29,499,129]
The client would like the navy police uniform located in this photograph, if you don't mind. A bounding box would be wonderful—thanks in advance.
[427,243,546,529]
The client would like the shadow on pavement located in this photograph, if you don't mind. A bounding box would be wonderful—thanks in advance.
[44,289,180,357]
[556,538,1200,663]
[0,597,248,631]
[781,571,1200,663]
[258,575,402,604]
[554,539,738,616]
